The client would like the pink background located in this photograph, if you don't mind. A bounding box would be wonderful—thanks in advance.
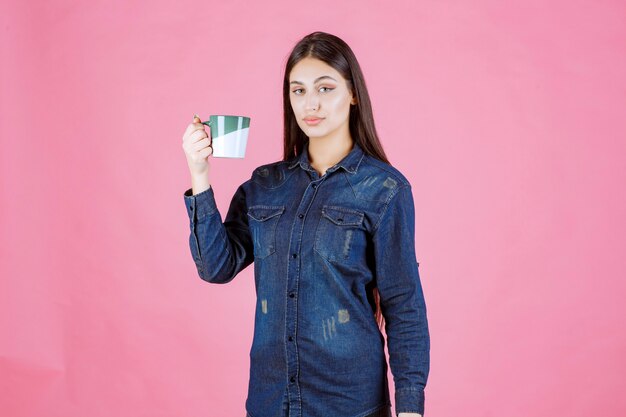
[1,1,625,416]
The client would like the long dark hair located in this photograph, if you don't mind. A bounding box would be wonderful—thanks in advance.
[281,31,389,332]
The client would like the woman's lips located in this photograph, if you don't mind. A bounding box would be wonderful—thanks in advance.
[304,118,323,126]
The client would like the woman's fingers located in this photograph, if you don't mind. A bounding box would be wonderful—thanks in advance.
[182,118,207,142]
[192,137,211,152]
[188,128,209,143]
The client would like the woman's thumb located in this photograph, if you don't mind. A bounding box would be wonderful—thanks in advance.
[193,114,201,122]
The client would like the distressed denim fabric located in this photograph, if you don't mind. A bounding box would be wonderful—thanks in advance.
[183,139,430,417]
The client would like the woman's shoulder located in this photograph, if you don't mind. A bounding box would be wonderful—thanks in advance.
[245,159,293,189]
[360,154,412,189]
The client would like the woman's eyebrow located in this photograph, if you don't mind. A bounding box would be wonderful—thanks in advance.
[290,75,337,85]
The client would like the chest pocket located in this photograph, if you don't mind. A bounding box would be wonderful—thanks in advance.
[247,205,285,259]
[314,205,365,263]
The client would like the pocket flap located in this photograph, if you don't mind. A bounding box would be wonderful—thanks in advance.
[247,205,285,221]
[321,206,364,226]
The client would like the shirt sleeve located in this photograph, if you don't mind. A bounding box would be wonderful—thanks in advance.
[182,183,254,283]
[371,184,430,416]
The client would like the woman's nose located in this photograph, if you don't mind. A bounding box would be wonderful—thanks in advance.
[305,96,320,111]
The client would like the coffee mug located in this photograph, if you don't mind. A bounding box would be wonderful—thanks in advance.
[201,115,250,158]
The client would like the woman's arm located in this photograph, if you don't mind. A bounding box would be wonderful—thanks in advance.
[371,184,430,416]
[183,182,254,283]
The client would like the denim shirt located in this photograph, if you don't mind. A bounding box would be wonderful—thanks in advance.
[182,139,430,417]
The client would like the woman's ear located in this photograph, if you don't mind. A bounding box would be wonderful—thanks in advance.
[348,83,357,105]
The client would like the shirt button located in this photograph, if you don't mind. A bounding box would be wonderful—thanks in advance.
[190,206,194,210]
[312,184,317,189]
[288,336,293,341]
[289,293,295,298]
[292,253,297,258]
[298,214,304,219]
[290,376,295,382]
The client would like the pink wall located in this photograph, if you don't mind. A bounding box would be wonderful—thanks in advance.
[1,1,625,416]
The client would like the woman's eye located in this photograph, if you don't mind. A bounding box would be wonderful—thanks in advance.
[292,87,334,95]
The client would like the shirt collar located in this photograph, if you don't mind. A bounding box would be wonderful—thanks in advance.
[287,139,365,175]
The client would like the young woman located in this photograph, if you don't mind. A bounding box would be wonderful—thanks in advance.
[181,31,430,417]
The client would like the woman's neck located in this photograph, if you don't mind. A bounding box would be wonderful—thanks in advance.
[307,136,354,177]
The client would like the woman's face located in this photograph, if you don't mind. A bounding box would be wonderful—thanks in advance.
[289,57,356,141]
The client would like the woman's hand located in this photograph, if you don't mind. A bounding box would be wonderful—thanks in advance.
[182,114,213,177]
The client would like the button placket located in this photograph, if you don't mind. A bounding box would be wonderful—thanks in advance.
[284,177,323,412]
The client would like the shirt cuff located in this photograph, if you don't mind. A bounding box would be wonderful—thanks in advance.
[395,389,425,416]
[183,186,218,221]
